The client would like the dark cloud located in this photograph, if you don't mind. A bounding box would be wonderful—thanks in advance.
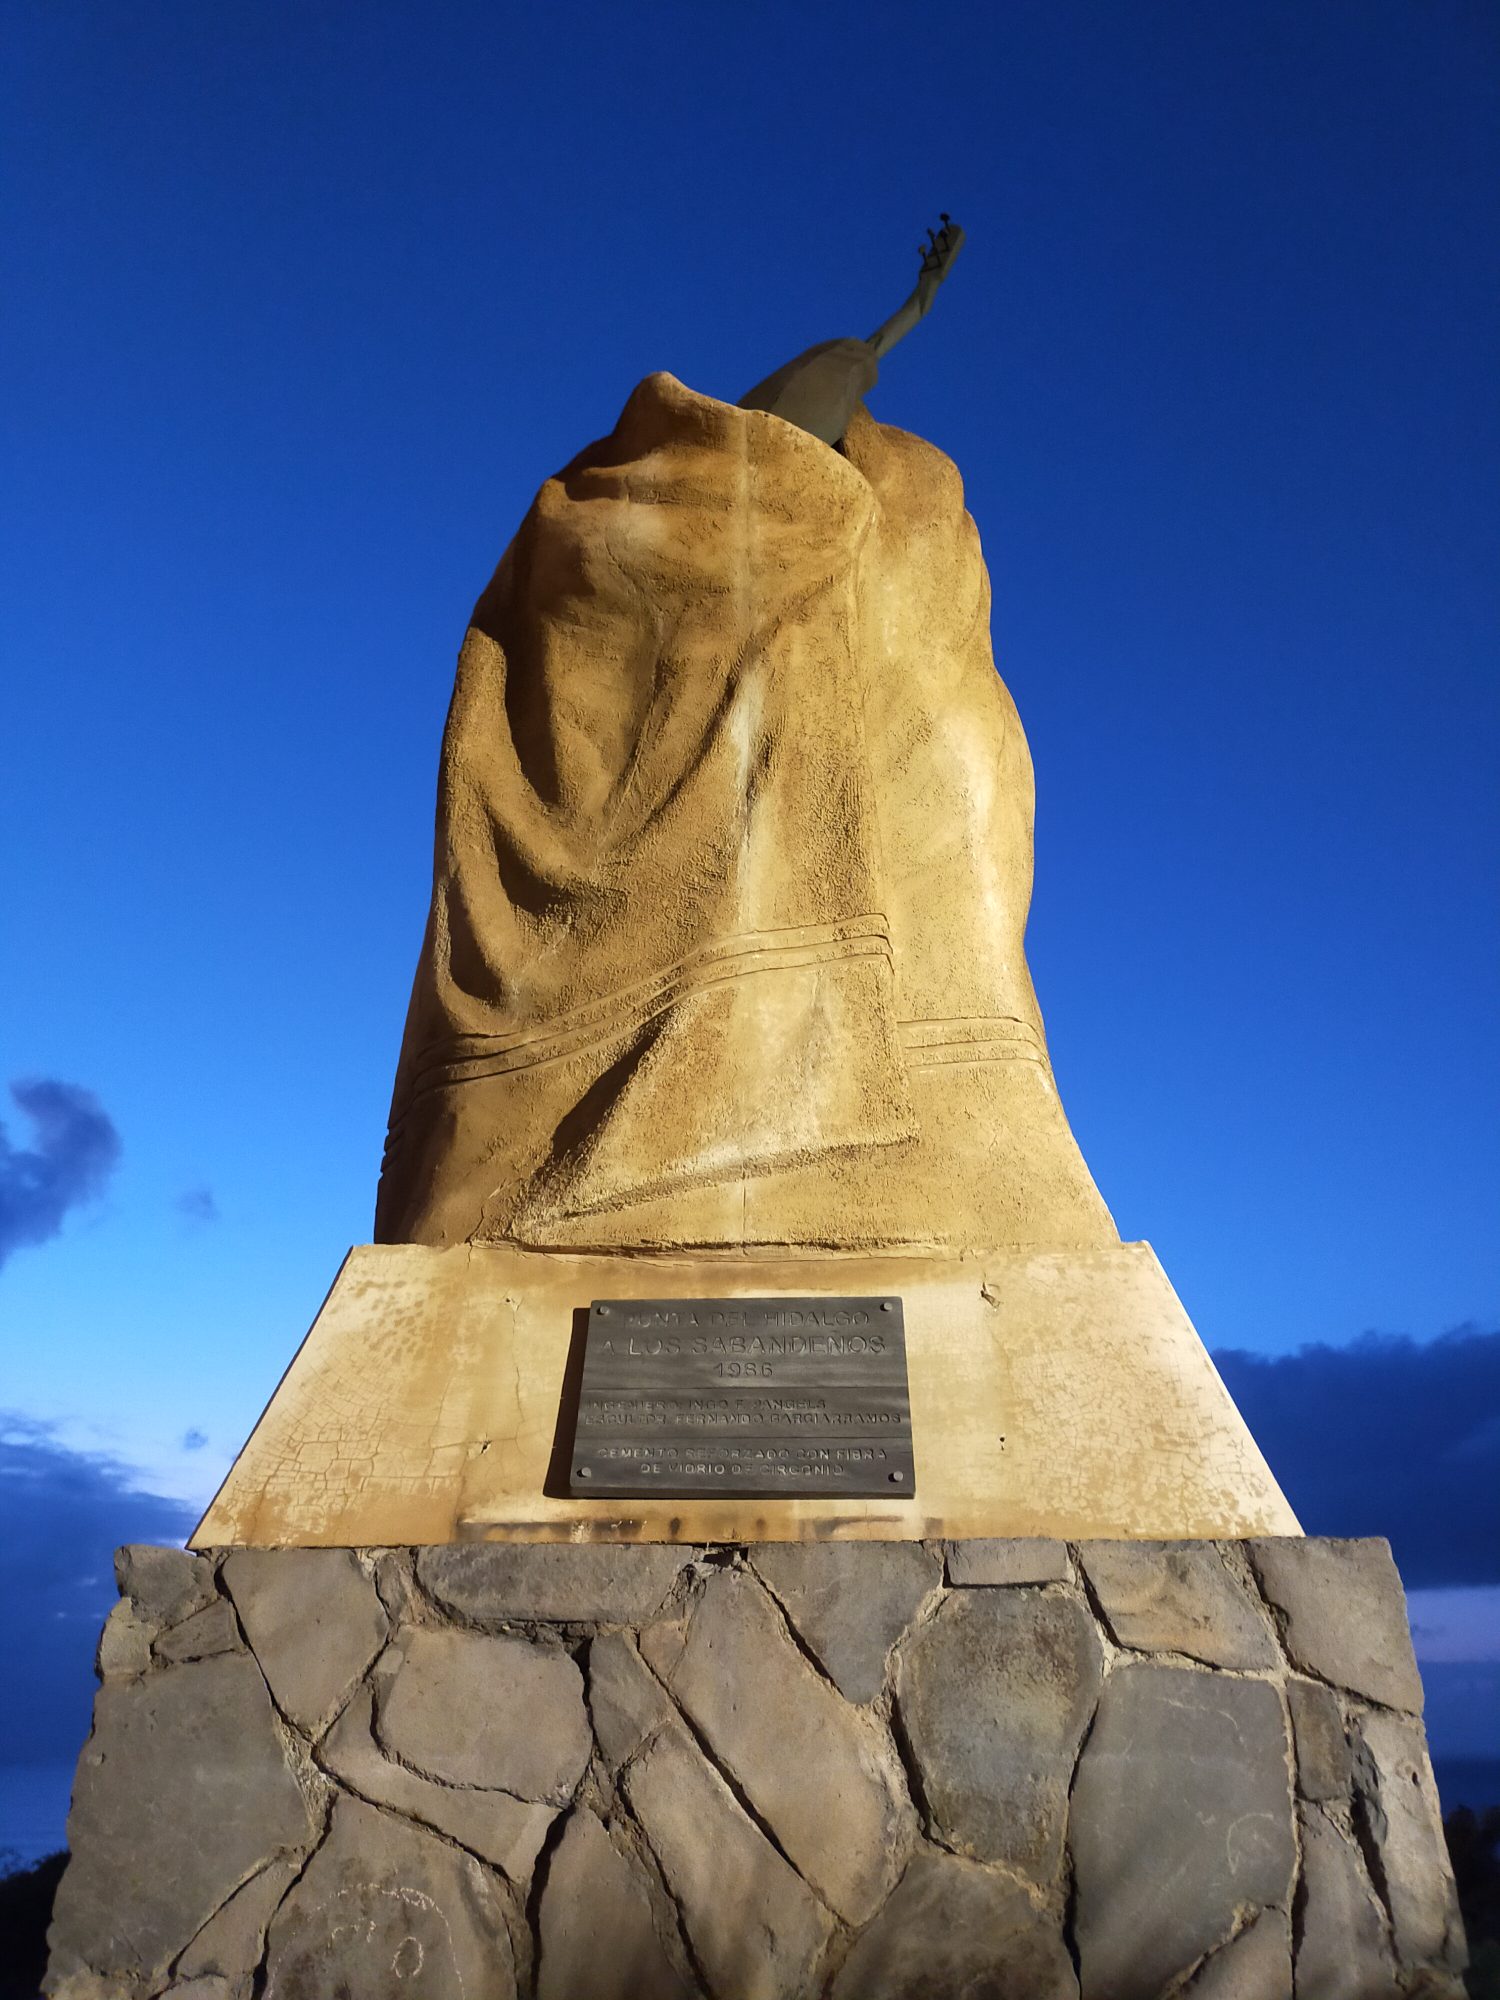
[0,1080,121,1269]
[181,1428,208,1451]
[176,1185,219,1225]
[1214,1325,1500,1588]
[0,1415,195,1765]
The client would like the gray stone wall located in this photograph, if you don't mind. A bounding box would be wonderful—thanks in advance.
[46,1538,1467,1999]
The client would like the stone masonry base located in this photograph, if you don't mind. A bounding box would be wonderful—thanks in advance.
[46,1538,1466,1999]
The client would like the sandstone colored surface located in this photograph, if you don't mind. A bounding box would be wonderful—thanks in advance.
[1287,1676,1351,1801]
[624,1722,834,2000]
[320,1684,555,1882]
[1071,1663,1295,2000]
[537,1806,693,2000]
[195,1242,1301,1548]
[586,1630,677,1771]
[750,1541,941,1701]
[418,1541,692,1624]
[95,1599,153,1680]
[1295,1804,1395,1999]
[944,1536,1069,1585]
[261,1794,515,2000]
[1249,1536,1423,1711]
[221,1548,387,1735]
[1354,1709,1467,1972]
[1077,1539,1277,1668]
[828,1848,1078,2000]
[375,375,1116,1260]
[376,1627,590,1801]
[48,1655,312,1994]
[896,1586,1100,1877]
[650,1569,914,1924]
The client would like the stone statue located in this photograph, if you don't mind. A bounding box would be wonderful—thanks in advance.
[376,221,1117,1256]
[738,213,966,446]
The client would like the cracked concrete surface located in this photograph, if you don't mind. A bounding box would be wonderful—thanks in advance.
[46,1538,1467,1999]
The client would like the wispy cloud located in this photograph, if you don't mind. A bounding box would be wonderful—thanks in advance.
[0,1080,121,1269]
[1214,1324,1500,1588]
[176,1185,219,1225]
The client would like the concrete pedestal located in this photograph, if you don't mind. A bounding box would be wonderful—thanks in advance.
[48,1539,1465,1998]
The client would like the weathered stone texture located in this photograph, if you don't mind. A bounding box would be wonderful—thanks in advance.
[829,1848,1078,2000]
[1287,1675,1351,1802]
[48,1655,312,1995]
[261,1794,516,1999]
[321,1683,555,1881]
[1249,1536,1423,1711]
[1071,1663,1295,2000]
[418,1541,693,1625]
[750,1540,941,1701]
[537,1806,694,2000]
[1179,1907,1292,1998]
[1295,1803,1395,1999]
[376,1627,590,1801]
[896,1585,1100,1878]
[1354,1709,1467,1973]
[650,1569,913,1924]
[49,1539,1464,2000]
[221,1548,388,1735]
[1078,1538,1278,1668]
[116,1546,216,1626]
[623,1721,834,2000]
[945,1535,1070,1585]
[587,1629,676,1771]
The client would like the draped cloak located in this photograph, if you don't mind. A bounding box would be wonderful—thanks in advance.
[375,374,1115,1253]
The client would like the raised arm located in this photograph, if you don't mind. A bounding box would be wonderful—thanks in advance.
[736,214,965,446]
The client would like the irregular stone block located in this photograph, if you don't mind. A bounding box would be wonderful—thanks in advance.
[321,1684,554,1883]
[1071,1662,1295,2000]
[1287,1677,1350,1802]
[162,1979,234,1999]
[587,1630,676,1771]
[1078,1540,1277,1668]
[651,1569,914,1924]
[175,1857,299,1991]
[48,1655,312,1995]
[537,1806,693,2000]
[377,1627,590,1802]
[1179,1907,1292,1997]
[750,1542,941,1702]
[623,1722,833,2000]
[1353,1709,1467,1972]
[418,1542,694,1624]
[1248,1537,1423,1711]
[222,1548,388,1737]
[155,1599,242,1665]
[828,1847,1078,2000]
[95,1600,153,1680]
[1295,1803,1394,1999]
[944,1537,1069,1586]
[115,1546,216,1627]
[262,1794,516,1999]
[896,1586,1100,1879]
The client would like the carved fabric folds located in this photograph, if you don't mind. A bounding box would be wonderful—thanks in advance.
[376,374,1115,1253]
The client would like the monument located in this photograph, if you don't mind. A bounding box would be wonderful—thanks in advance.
[45,221,1466,1997]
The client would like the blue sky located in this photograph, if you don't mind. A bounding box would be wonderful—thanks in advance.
[2,0,1496,1847]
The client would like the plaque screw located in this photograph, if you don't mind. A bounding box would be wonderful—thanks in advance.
[597,1306,610,1317]
[881,1301,894,1312]
[576,1466,593,1480]
[889,1470,906,1483]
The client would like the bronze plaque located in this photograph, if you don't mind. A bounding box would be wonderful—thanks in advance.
[568,1297,915,1500]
